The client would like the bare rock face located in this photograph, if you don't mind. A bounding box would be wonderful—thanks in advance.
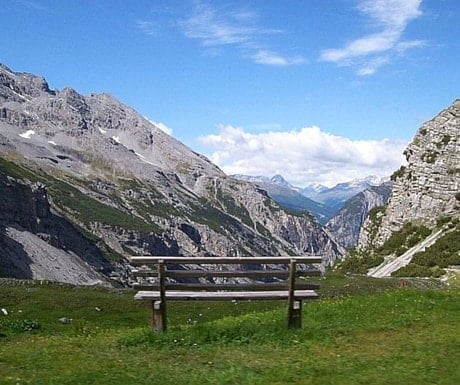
[0,175,112,285]
[0,63,343,284]
[359,100,460,248]
[327,182,392,249]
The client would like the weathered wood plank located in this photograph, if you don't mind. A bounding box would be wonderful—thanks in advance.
[132,269,321,279]
[165,270,291,279]
[129,256,323,265]
[134,290,319,301]
[157,261,167,332]
[286,259,305,329]
[132,282,320,291]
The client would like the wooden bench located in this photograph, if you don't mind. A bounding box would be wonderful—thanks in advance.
[130,256,322,332]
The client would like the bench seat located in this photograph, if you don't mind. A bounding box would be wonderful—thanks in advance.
[134,290,319,301]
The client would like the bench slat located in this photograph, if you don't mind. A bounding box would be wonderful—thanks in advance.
[132,282,320,291]
[134,290,319,301]
[130,256,323,264]
[132,269,321,279]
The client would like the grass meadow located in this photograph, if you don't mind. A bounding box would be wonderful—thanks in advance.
[0,276,459,385]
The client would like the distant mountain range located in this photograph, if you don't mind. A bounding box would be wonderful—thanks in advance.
[232,175,334,223]
[232,174,389,223]
[303,176,389,211]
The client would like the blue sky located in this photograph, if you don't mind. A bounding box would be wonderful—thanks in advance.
[1,0,459,186]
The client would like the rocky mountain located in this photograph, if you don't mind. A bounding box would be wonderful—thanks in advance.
[302,176,389,212]
[0,174,113,285]
[0,63,343,284]
[359,99,460,249]
[232,174,335,223]
[326,182,392,249]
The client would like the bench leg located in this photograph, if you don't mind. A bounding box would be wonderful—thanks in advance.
[151,300,166,332]
[288,299,302,329]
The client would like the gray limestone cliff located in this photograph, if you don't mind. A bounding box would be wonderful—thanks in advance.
[359,100,460,249]
[326,182,392,249]
[0,174,112,284]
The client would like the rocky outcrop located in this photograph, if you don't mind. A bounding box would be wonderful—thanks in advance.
[359,100,460,248]
[0,175,112,284]
[0,63,343,284]
[327,182,392,249]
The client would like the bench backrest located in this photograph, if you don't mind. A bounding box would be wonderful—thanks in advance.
[130,256,322,292]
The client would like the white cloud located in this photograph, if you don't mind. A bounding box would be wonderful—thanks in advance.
[198,125,407,187]
[252,50,305,66]
[153,121,173,136]
[136,20,157,36]
[180,2,258,47]
[320,0,424,75]
[178,1,304,66]
[357,56,390,76]
[144,116,173,135]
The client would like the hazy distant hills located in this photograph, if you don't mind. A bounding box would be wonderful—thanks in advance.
[302,176,389,211]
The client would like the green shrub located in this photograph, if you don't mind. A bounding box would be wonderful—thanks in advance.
[441,134,451,145]
[447,168,460,175]
[421,150,439,164]
[436,216,452,227]
[411,229,460,268]
[392,264,444,278]
[377,223,431,256]
[0,319,41,334]
[334,249,384,274]
[390,166,406,181]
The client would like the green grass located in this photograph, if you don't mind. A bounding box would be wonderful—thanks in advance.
[0,277,458,384]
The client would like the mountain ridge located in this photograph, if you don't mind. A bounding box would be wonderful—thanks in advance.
[0,63,343,284]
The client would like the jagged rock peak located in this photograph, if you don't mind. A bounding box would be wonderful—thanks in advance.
[0,63,54,99]
[0,63,14,73]
[358,99,460,248]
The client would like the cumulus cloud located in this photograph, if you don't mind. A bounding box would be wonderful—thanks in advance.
[199,125,407,187]
[320,0,425,75]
